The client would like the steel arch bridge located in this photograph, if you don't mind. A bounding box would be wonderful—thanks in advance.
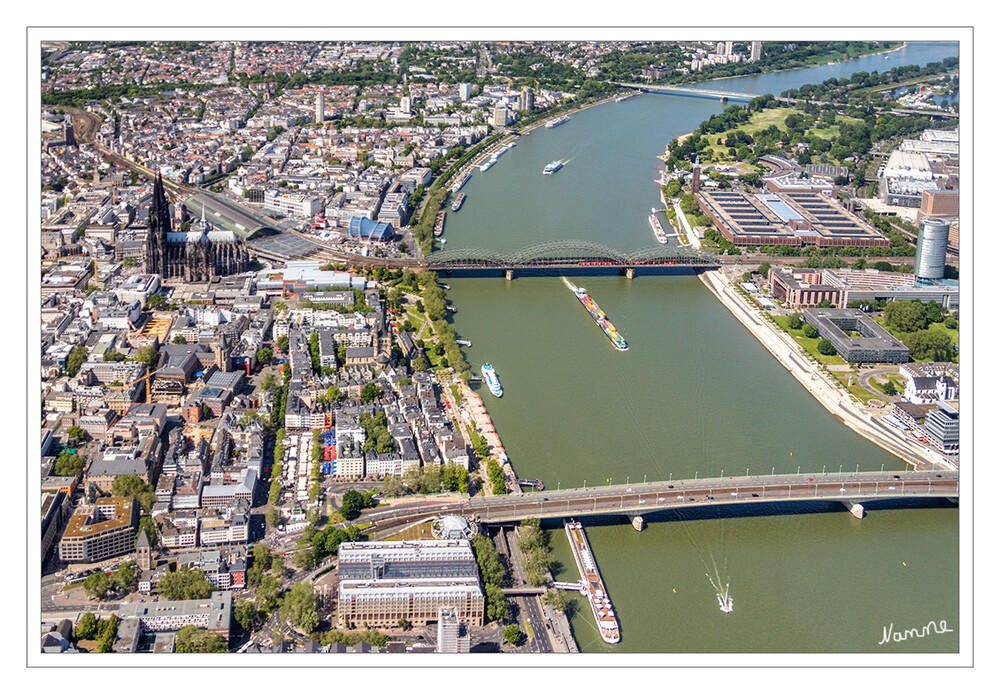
[425,239,719,270]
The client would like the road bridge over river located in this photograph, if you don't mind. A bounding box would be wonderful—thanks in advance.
[364,470,957,533]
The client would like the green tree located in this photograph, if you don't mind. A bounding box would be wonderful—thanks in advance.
[924,300,944,324]
[276,335,289,352]
[757,261,772,278]
[883,300,928,333]
[360,381,381,403]
[503,624,522,645]
[113,561,138,593]
[172,335,187,344]
[256,347,274,366]
[96,614,119,652]
[75,612,100,640]
[234,599,258,631]
[135,345,160,370]
[175,625,227,653]
[902,329,954,360]
[145,293,167,310]
[248,543,272,588]
[103,348,127,362]
[411,355,429,372]
[67,425,87,442]
[817,338,836,356]
[340,490,365,519]
[281,581,320,633]
[816,299,833,308]
[266,506,281,528]
[878,380,898,395]
[83,571,112,600]
[256,573,282,615]
[802,323,819,339]
[156,566,215,601]
[54,450,86,477]
[65,345,89,377]
[542,588,571,613]
[111,474,156,513]
[261,372,277,392]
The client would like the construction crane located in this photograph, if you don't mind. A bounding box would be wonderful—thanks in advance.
[99,365,167,408]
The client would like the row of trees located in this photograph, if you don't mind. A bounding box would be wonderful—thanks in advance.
[81,561,138,599]
[380,462,469,497]
[517,518,554,587]
[470,534,509,623]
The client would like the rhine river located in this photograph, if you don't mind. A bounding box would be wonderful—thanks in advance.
[439,42,959,653]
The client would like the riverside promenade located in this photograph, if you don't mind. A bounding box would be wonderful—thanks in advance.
[697,268,950,470]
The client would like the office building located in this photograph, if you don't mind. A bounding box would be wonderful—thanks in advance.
[918,190,959,221]
[492,105,508,127]
[518,87,534,112]
[336,540,485,629]
[802,308,910,364]
[915,217,949,284]
[58,497,139,563]
[437,606,470,653]
[923,402,959,454]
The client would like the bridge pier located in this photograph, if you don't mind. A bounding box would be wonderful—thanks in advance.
[842,501,865,519]
[627,514,645,531]
[505,269,514,281]
[623,267,635,280]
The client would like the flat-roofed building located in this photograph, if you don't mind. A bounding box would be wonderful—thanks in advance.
[918,189,959,220]
[336,539,484,629]
[117,590,232,638]
[767,268,841,308]
[923,402,959,454]
[698,191,890,248]
[58,496,139,563]
[802,308,910,364]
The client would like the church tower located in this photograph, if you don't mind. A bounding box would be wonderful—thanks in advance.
[145,174,171,277]
[136,527,152,571]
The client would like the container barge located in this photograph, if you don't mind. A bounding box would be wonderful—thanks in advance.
[573,287,628,351]
[566,520,620,644]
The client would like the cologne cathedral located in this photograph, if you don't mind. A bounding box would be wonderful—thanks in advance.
[144,174,250,281]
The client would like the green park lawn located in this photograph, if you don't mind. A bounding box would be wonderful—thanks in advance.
[772,315,848,366]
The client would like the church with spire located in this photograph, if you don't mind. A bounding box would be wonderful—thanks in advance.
[144,174,251,282]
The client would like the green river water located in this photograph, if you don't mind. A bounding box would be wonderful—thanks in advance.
[437,42,959,653]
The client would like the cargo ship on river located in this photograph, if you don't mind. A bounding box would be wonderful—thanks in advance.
[573,287,628,351]
[566,520,620,644]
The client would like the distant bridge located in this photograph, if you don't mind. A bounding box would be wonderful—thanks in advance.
[616,82,759,102]
[425,239,720,278]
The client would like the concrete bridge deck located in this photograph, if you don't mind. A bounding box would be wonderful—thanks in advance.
[365,470,957,531]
